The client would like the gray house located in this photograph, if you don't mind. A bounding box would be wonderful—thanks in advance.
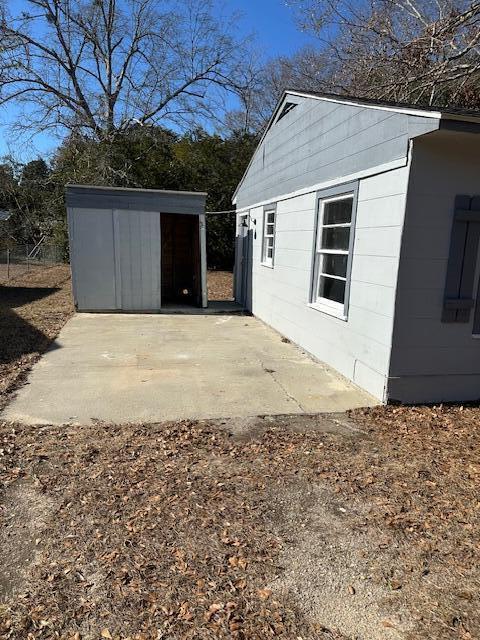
[233,90,480,404]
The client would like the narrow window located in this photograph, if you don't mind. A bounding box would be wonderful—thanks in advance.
[311,184,357,317]
[261,205,276,266]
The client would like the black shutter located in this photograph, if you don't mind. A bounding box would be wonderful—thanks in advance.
[442,195,480,323]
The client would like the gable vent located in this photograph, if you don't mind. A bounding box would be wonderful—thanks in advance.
[276,101,297,122]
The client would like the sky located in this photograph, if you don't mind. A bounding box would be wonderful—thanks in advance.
[228,0,314,57]
[0,0,315,162]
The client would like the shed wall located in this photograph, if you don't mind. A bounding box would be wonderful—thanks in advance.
[68,204,206,311]
[243,164,411,400]
[68,207,117,311]
[388,132,480,402]
[115,210,161,311]
[69,207,162,311]
[235,94,437,209]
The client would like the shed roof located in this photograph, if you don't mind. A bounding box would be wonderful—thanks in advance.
[66,184,207,216]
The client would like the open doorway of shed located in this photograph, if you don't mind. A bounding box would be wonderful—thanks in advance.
[160,211,236,311]
[161,213,201,306]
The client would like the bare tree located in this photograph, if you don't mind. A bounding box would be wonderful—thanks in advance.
[0,0,253,141]
[223,46,340,135]
[289,0,480,107]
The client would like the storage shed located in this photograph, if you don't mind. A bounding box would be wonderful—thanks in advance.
[67,185,207,312]
[233,89,480,404]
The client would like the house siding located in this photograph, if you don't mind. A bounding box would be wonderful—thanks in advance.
[244,164,411,401]
[388,132,480,402]
[235,94,438,209]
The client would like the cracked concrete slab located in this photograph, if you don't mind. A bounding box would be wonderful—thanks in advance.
[2,314,377,425]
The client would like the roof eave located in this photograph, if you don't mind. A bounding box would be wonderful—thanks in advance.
[232,89,480,204]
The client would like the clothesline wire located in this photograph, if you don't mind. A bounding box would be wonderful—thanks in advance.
[205,209,237,215]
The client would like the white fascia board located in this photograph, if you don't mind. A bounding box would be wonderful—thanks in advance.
[286,91,443,119]
[232,89,480,205]
[232,91,294,203]
[288,91,480,125]
[234,155,408,214]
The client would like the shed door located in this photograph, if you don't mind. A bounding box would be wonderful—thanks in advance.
[161,213,200,305]
[70,208,117,311]
[114,210,161,311]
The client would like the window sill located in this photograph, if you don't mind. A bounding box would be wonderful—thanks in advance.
[261,262,274,269]
[308,301,347,321]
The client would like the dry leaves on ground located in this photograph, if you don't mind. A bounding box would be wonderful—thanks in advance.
[0,420,340,640]
[207,270,233,301]
[0,408,478,639]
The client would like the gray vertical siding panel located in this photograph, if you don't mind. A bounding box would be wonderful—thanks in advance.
[116,210,161,311]
[199,213,208,308]
[235,95,439,208]
[69,208,117,310]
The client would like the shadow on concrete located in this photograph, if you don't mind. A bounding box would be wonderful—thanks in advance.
[160,300,247,315]
[0,285,61,365]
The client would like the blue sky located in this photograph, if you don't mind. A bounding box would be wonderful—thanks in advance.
[228,0,314,56]
[0,0,314,161]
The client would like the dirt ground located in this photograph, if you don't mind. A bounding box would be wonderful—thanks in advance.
[0,268,479,640]
[207,270,233,301]
[0,265,73,412]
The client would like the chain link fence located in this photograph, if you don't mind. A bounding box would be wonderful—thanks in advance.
[0,244,66,281]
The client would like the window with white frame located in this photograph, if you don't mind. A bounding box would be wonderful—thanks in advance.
[311,187,356,316]
[262,206,276,266]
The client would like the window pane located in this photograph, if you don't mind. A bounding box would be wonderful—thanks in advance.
[267,211,275,224]
[318,276,346,304]
[323,198,353,225]
[266,223,274,235]
[322,253,347,278]
[321,226,350,250]
[267,247,273,258]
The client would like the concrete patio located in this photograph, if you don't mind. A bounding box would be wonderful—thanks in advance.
[2,314,376,425]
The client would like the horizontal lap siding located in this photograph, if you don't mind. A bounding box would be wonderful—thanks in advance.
[249,166,410,401]
[389,133,480,402]
[235,95,437,209]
